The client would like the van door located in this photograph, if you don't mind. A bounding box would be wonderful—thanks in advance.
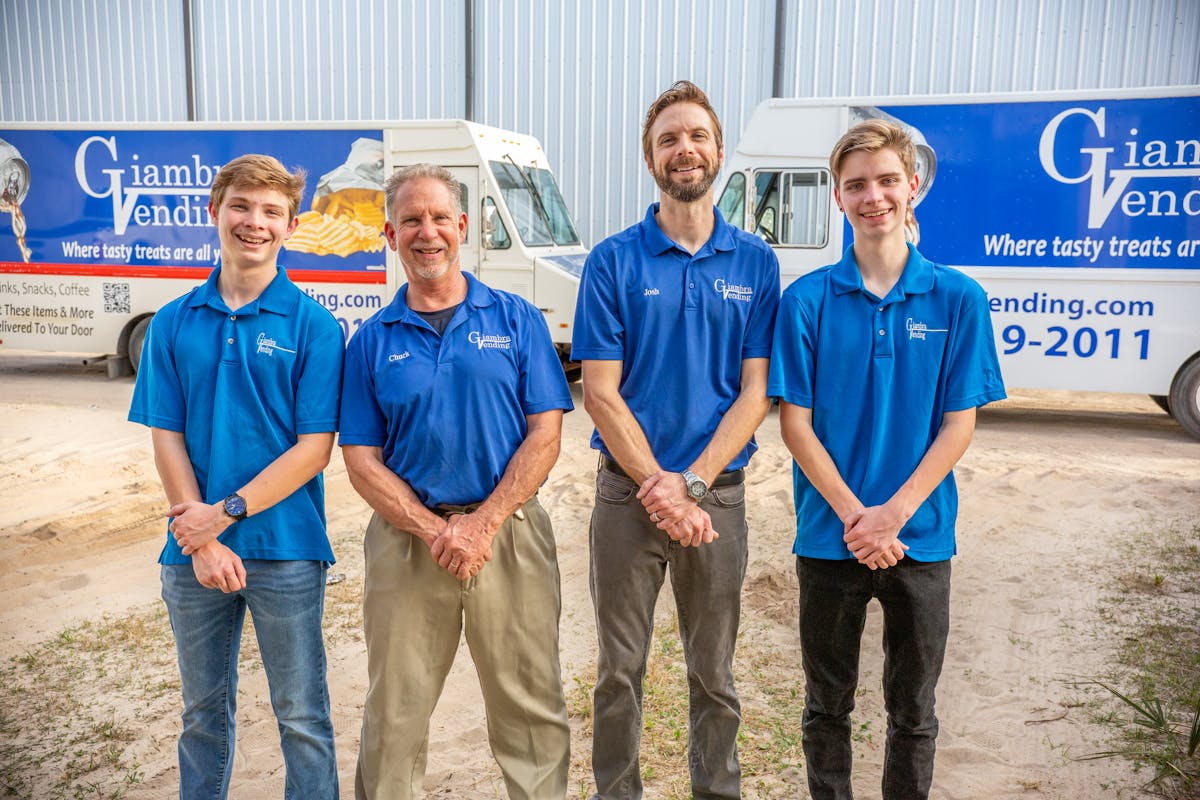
[717,166,838,288]
[443,166,480,277]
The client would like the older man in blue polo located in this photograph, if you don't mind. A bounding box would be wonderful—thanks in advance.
[340,163,572,800]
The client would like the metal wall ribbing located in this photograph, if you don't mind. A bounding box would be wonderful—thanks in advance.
[1,0,187,120]
[2,0,1197,244]
[472,0,777,237]
[186,0,465,121]
[780,0,1200,97]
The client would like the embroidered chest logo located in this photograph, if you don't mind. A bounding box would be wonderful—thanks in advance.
[388,351,411,362]
[467,330,512,350]
[256,332,296,356]
[713,278,753,303]
[905,318,949,341]
[643,287,660,296]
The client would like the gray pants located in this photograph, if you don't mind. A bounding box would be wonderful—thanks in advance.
[355,496,570,800]
[588,466,748,800]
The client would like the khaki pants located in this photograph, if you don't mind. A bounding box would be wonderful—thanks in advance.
[355,496,570,800]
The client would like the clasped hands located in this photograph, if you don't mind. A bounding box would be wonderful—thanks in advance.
[429,511,495,580]
[169,500,244,592]
[636,470,718,547]
[842,503,909,570]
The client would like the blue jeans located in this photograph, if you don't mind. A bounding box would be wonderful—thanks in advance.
[796,556,951,800]
[161,560,339,800]
[589,467,748,800]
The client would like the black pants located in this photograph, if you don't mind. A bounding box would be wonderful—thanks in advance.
[796,556,951,800]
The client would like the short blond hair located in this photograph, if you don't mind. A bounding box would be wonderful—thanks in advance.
[829,120,917,186]
[209,154,306,220]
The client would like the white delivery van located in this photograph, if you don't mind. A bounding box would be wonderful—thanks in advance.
[716,87,1200,439]
[0,120,587,375]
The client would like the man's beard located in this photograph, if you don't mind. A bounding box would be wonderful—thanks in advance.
[411,263,450,280]
[653,160,717,203]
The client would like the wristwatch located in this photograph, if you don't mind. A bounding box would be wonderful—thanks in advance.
[221,492,248,521]
[681,469,708,501]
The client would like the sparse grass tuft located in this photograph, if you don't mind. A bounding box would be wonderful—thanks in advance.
[0,608,176,799]
[0,549,368,800]
[567,613,807,799]
[1077,522,1200,799]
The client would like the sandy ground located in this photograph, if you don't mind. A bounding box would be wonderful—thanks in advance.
[1,351,1198,798]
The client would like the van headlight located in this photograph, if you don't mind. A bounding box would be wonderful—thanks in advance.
[848,107,937,206]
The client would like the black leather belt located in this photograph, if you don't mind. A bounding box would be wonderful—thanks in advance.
[430,502,482,520]
[600,455,744,487]
[430,501,531,522]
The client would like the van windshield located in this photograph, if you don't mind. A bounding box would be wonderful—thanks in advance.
[489,160,581,247]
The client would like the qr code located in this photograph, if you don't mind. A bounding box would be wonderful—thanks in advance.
[103,282,131,314]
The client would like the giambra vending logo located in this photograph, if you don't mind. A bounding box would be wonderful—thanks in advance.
[906,317,947,341]
[256,332,295,356]
[1039,106,1200,229]
[74,135,220,235]
[713,278,753,302]
[467,330,511,350]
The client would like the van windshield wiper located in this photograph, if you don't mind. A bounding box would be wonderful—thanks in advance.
[503,153,555,239]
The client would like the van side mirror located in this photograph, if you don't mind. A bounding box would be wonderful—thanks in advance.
[481,197,511,250]
[482,203,497,249]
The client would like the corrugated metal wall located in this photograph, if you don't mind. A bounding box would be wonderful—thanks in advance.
[189,0,465,121]
[1,0,188,120]
[780,0,1200,96]
[3,0,1198,245]
[473,0,776,239]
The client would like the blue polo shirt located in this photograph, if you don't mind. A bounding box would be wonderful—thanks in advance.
[768,244,1006,561]
[129,267,344,565]
[571,204,780,472]
[339,272,573,507]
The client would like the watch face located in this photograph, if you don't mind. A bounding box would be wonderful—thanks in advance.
[224,494,247,519]
[686,477,707,499]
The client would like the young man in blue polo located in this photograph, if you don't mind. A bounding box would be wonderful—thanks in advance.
[129,154,343,799]
[769,120,1006,799]
[340,163,572,799]
[573,81,780,799]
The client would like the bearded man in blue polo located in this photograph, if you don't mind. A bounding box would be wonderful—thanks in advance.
[129,154,343,799]
[340,163,573,800]
[572,81,780,800]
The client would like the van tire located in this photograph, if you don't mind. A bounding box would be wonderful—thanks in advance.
[129,316,152,373]
[554,343,581,383]
[1168,357,1200,440]
[1149,395,1171,414]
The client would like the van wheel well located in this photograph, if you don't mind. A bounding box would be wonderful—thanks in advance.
[1168,354,1200,440]
[123,314,154,373]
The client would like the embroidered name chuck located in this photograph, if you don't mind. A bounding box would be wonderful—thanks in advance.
[905,317,949,341]
[256,332,296,356]
[467,330,512,350]
[713,278,754,302]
